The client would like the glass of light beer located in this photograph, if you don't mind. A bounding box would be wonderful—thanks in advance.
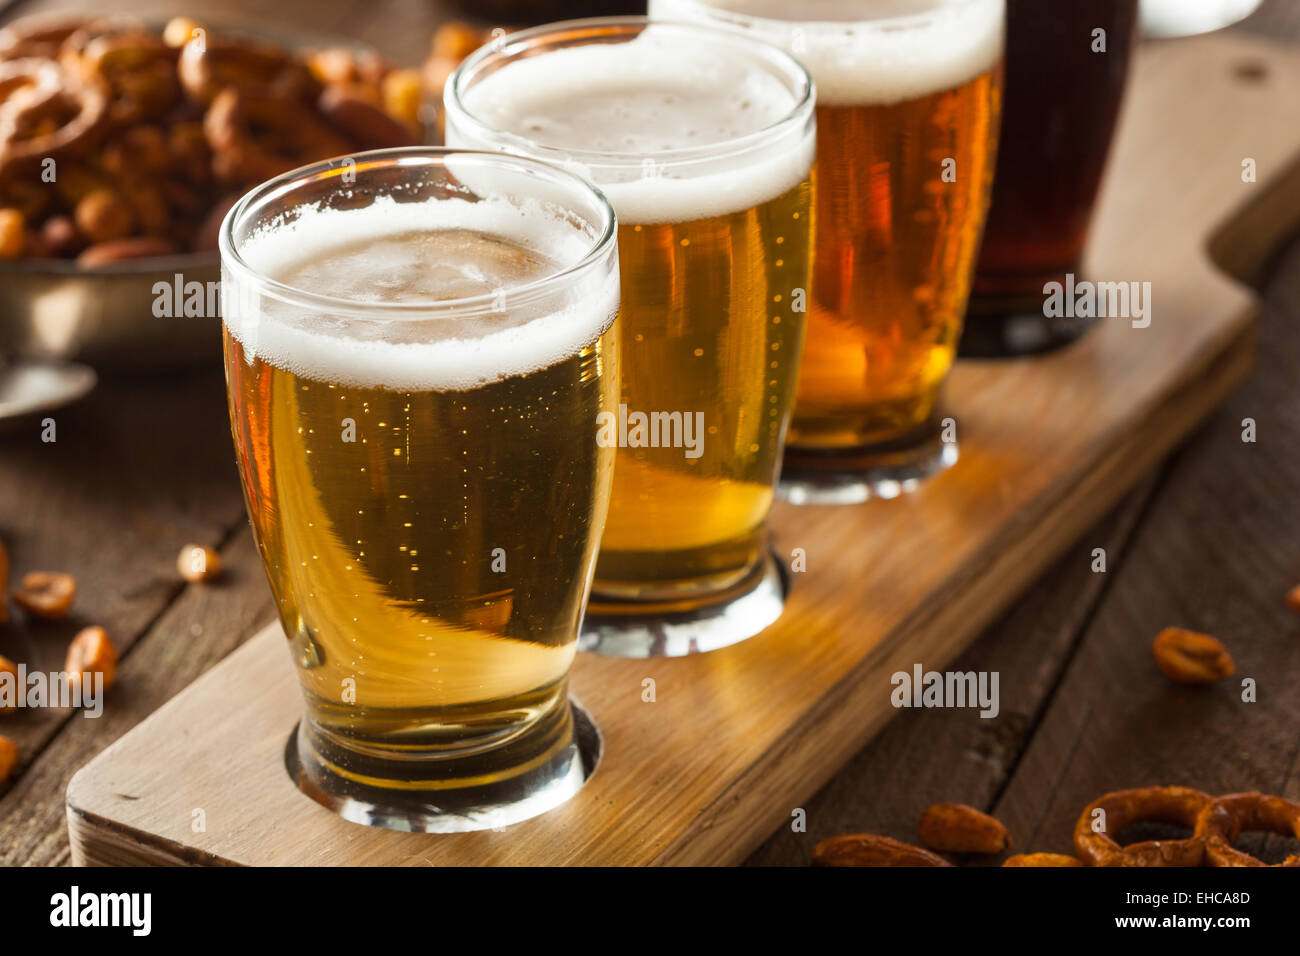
[220,148,620,831]
[654,0,1004,503]
[446,19,815,656]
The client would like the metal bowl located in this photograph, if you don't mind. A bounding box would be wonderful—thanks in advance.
[0,253,221,370]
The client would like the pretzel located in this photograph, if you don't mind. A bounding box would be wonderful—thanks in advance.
[1194,792,1300,867]
[812,834,953,867]
[0,58,107,174]
[1074,786,1211,867]
[178,36,316,105]
[0,14,92,61]
[76,32,180,124]
[204,88,351,185]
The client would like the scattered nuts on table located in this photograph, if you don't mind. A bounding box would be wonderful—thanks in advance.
[12,571,77,621]
[66,625,117,695]
[917,802,1011,854]
[178,544,222,582]
[1152,627,1235,684]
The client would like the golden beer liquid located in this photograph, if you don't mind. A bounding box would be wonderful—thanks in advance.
[790,68,1001,452]
[595,182,812,598]
[224,229,618,755]
[448,25,815,604]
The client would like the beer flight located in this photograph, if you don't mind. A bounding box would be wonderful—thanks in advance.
[217,0,1135,831]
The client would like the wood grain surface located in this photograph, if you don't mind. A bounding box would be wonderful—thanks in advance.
[1,0,1299,866]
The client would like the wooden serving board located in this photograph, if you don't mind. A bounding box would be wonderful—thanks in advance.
[66,32,1300,866]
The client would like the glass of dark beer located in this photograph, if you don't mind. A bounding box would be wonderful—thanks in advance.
[960,0,1140,357]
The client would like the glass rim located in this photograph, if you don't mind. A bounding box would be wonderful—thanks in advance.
[218,146,619,319]
[444,16,815,171]
[648,0,1001,33]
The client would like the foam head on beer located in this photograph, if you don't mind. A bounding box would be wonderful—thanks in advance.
[652,0,1004,106]
[225,185,619,392]
[453,25,815,224]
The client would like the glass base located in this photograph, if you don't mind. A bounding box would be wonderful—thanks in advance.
[779,423,958,505]
[958,307,1097,358]
[580,549,788,657]
[285,700,600,833]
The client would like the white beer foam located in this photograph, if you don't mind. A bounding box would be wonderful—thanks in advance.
[651,0,1005,107]
[224,194,617,392]
[450,29,814,225]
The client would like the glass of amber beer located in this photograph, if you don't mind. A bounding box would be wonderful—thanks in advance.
[221,149,620,831]
[655,0,1004,503]
[446,19,815,656]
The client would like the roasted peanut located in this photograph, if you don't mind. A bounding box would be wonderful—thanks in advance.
[12,571,76,620]
[0,208,24,259]
[0,654,16,711]
[812,834,952,867]
[74,188,134,243]
[382,68,423,128]
[178,544,221,582]
[319,85,420,148]
[162,16,203,48]
[1002,853,1084,867]
[918,802,1011,854]
[66,626,117,695]
[1152,627,1235,684]
[0,735,17,783]
[432,20,483,62]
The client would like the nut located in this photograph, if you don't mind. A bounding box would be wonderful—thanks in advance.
[431,20,483,62]
[12,571,76,620]
[0,654,16,712]
[0,208,25,259]
[812,834,953,867]
[918,802,1011,854]
[178,544,222,582]
[1002,853,1084,867]
[1287,584,1300,615]
[162,16,203,48]
[381,68,422,128]
[74,188,134,243]
[1152,627,1235,684]
[66,626,117,695]
[0,735,16,784]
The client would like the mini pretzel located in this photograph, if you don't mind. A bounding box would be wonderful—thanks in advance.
[0,58,107,174]
[178,36,316,105]
[0,14,93,61]
[77,33,180,124]
[1074,786,1211,867]
[204,88,351,185]
[1194,792,1300,867]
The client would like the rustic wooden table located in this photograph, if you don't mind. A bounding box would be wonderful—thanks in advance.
[2,0,1299,866]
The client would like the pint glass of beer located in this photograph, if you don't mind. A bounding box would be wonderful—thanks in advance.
[446,19,815,656]
[962,0,1139,356]
[654,0,1004,503]
[221,149,620,831]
